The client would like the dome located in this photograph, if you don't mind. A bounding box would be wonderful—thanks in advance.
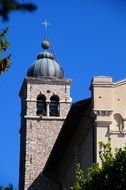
[27,57,64,78]
[27,40,64,78]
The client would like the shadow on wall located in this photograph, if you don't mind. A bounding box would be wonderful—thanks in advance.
[27,98,93,190]
[28,172,60,190]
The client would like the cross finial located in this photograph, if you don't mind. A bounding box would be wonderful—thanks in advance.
[42,19,50,30]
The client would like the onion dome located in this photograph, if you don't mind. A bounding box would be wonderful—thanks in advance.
[27,39,64,78]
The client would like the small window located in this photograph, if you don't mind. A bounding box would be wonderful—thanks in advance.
[36,94,46,116]
[50,95,60,117]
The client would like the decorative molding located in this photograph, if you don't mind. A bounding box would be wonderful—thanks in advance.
[26,99,71,103]
[96,120,112,125]
[113,79,126,87]
[91,76,113,87]
[24,115,65,121]
[25,77,72,85]
[92,83,113,88]
[94,109,113,116]
[108,129,126,135]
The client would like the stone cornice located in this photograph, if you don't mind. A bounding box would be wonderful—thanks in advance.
[108,130,126,135]
[25,77,72,85]
[91,76,113,88]
[26,99,72,103]
[92,83,113,88]
[91,77,126,89]
[94,109,113,116]
[24,115,65,121]
[113,79,126,87]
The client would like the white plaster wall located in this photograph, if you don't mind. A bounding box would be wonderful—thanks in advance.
[92,76,126,163]
[112,83,126,117]
[93,87,113,110]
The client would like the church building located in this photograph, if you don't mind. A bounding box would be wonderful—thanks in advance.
[19,31,126,190]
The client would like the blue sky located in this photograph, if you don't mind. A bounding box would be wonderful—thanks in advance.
[1,0,126,188]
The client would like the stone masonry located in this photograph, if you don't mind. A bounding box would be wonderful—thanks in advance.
[19,77,72,190]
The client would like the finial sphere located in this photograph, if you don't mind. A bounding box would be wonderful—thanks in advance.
[41,40,50,49]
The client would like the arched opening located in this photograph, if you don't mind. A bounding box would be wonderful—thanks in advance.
[36,94,46,116]
[50,95,60,117]
[114,113,124,132]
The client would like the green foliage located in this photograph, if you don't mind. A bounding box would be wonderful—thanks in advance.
[0,1,37,74]
[0,27,11,74]
[0,0,36,21]
[0,27,9,53]
[70,164,86,190]
[69,140,126,190]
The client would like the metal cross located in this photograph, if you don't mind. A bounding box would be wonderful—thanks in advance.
[42,19,50,30]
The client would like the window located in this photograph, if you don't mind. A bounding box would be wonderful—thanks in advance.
[36,94,46,116]
[50,95,60,117]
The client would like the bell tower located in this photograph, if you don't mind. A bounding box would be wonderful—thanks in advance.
[19,36,72,190]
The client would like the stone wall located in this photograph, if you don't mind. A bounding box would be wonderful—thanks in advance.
[24,119,64,190]
[26,78,72,118]
[19,77,72,190]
